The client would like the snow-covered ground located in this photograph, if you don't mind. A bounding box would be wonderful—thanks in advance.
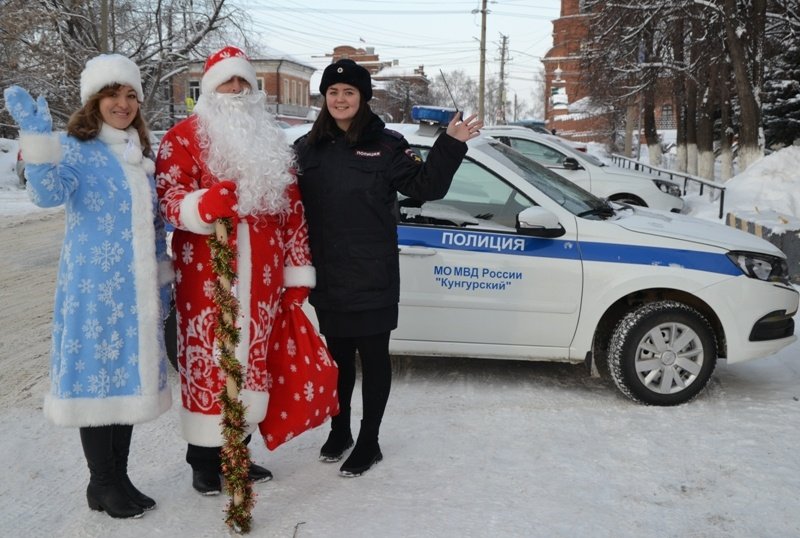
[2,138,800,537]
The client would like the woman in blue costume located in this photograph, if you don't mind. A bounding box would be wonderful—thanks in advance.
[4,54,172,519]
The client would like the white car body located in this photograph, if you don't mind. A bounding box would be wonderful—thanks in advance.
[292,119,797,405]
[482,125,684,213]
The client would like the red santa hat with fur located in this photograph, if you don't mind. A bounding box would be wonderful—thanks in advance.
[200,46,258,95]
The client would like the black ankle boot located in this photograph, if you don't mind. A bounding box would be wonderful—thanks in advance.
[80,426,144,519]
[117,473,156,510]
[113,425,156,510]
[192,468,222,495]
[86,481,144,519]
[319,429,354,463]
[339,437,382,477]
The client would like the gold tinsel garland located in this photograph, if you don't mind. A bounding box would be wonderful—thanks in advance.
[209,218,255,533]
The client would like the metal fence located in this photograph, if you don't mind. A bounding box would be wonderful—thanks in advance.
[609,154,727,219]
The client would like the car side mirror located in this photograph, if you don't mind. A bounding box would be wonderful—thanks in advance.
[562,157,582,170]
[516,207,565,238]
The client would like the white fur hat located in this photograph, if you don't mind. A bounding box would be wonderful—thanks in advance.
[80,54,144,105]
[201,46,258,95]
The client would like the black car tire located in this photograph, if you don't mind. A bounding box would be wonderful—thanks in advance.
[608,300,717,405]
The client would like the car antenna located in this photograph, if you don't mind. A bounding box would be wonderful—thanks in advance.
[439,69,462,120]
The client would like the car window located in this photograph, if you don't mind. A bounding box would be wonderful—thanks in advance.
[545,136,605,167]
[507,138,565,165]
[487,141,604,216]
[399,147,534,230]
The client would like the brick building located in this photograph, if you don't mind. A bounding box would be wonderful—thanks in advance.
[542,0,676,146]
[167,47,316,126]
[542,0,612,143]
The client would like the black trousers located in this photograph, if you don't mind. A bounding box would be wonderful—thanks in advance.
[186,435,253,472]
[325,331,392,441]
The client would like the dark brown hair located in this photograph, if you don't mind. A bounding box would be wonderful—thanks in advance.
[66,84,152,156]
[307,92,373,146]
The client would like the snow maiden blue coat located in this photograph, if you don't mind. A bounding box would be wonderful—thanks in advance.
[21,124,173,427]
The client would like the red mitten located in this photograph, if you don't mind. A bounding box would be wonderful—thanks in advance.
[281,287,310,309]
[198,180,238,223]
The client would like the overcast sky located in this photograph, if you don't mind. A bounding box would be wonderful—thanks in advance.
[236,0,558,105]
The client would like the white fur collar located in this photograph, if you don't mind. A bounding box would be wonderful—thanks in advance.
[98,123,155,172]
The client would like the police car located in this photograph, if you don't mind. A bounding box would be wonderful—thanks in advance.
[290,107,798,406]
[482,124,684,212]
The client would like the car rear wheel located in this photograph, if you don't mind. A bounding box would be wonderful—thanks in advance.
[608,300,717,405]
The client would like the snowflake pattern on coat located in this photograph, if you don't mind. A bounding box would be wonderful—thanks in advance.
[24,125,172,427]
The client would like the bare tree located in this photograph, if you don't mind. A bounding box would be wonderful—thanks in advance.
[376,78,430,123]
[720,0,767,171]
[0,0,247,130]
[428,70,505,124]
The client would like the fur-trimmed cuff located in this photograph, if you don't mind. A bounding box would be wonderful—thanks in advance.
[158,259,175,286]
[19,132,61,164]
[240,389,268,426]
[179,189,215,235]
[283,264,316,288]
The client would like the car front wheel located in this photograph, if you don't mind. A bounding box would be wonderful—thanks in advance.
[608,300,717,405]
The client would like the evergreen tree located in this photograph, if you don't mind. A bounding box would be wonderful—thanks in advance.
[762,19,800,148]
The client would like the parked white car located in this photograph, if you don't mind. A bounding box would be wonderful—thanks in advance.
[483,125,684,213]
[290,108,797,405]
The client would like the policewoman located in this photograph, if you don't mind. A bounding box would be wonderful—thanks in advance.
[293,59,482,476]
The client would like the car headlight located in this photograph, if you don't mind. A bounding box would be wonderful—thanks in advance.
[652,179,682,197]
[726,251,790,284]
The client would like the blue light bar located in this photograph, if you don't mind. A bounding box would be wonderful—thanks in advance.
[411,105,457,125]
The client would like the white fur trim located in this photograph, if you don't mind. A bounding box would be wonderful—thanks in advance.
[179,189,215,235]
[283,265,316,288]
[43,387,171,427]
[201,56,258,95]
[19,132,61,164]
[80,54,144,104]
[178,392,264,446]
[241,389,268,426]
[143,157,155,175]
[115,136,172,413]
[158,259,175,286]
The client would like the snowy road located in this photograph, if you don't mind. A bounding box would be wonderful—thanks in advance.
[2,211,799,538]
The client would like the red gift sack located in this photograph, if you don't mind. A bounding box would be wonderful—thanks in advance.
[259,303,340,450]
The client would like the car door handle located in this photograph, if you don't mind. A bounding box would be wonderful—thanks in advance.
[399,246,437,256]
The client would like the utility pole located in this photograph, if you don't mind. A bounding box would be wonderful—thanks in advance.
[478,0,488,122]
[498,34,508,124]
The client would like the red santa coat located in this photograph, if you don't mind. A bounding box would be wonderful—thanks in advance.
[155,116,315,447]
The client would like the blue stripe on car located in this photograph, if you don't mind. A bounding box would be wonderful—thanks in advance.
[398,226,741,276]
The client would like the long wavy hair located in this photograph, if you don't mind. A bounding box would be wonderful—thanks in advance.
[307,92,374,146]
[66,84,152,156]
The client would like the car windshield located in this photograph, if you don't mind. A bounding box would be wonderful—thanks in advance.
[484,140,610,217]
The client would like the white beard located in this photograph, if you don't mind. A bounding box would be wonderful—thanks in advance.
[193,90,294,216]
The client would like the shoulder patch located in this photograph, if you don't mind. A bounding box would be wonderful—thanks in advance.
[383,128,404,140]
[404,148,423,164]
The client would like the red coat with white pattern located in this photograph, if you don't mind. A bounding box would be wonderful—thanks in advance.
[155,116,315,447]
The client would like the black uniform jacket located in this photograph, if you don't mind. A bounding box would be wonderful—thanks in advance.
[294,113,467,314]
